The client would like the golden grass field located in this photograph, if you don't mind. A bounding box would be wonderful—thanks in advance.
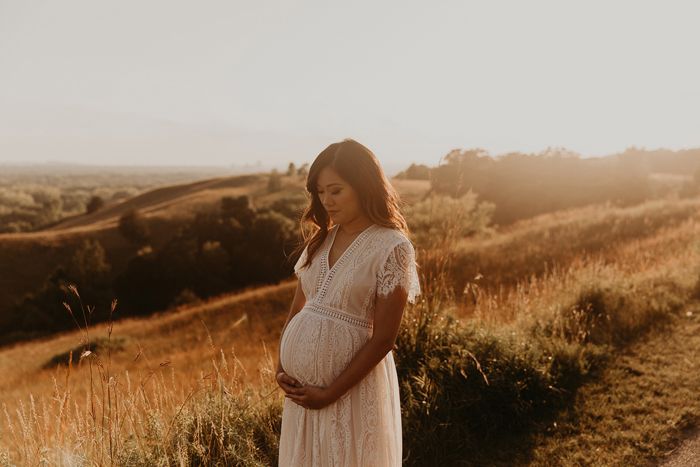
[0,171,699,464]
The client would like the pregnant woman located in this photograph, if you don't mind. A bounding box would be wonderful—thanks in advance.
[277,138,421,466]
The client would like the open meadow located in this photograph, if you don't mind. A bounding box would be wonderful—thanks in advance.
[4,2,700,463]
[1,179,699,464]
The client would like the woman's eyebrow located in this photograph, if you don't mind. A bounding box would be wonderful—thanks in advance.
[317,183,342,189]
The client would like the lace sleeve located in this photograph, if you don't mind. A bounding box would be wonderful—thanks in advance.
[293,245,309,277]
[376,240,421,304]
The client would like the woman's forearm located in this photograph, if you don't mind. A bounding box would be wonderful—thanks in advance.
[326,337,393,402]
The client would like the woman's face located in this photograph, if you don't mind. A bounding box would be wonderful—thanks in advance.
[316,166,364,225]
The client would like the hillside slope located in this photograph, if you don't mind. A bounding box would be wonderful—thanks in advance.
[0,174,430,318]
[0,173,282,314]
[46,174,267,232]
[0,279,296,410]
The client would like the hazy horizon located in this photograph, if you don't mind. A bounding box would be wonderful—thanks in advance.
[1,1,698,169]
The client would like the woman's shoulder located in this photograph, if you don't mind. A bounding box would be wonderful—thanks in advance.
[373,224,414,249]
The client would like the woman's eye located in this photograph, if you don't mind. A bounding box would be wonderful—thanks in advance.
[331,191,341,195]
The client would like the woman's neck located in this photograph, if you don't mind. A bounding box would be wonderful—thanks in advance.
[336,217,374,236]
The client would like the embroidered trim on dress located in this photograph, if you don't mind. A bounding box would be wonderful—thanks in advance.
[317,224,376,301]
[376,240,422,304]
[306,302,374,329]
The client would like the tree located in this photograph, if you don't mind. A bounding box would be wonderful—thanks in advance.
[267,192,308,221]
[69,239,111,281]
[287,162,297,177]
[395,163,431,180]
[3,239,114,341]
[86,195,105,214]
[67,239,113,308]
[268,169,283,193]
[240,211,296,282]
[297,163,309,178]
[118,209,150,245]
[221,196,254,228]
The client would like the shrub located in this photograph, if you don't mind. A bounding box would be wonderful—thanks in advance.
[42,336,128,369]
[86,195,105,214]
[221,195,254,228]
[118,209,150,245]
[169,288,201,308]
[266,192,307,221]
[395,296,578,465]
[267,170,282,193]
[405,190,495,249]
[550,278,686,346]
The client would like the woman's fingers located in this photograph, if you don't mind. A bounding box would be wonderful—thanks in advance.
[278,372,300,387]
[285,393,307,408]
[286,385,306,396]
[283,374,302,387]
[286,388,307,399]
[281,375,294,387]
[276,372,299,390]
[279,381,295,392]
[277,376,305,394]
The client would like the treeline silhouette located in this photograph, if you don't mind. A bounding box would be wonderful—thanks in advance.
[0,195,303,345]
[397,147,700,225]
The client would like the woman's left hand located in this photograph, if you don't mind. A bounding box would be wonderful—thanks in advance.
[285,384,335,410]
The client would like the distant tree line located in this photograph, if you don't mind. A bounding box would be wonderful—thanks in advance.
[0,194,306,345]
[0,185,136,233]
[430,149,655,224]
[267,163,309,193]
[396,148,700,225]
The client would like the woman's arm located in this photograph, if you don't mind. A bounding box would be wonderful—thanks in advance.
[285,285,408,409]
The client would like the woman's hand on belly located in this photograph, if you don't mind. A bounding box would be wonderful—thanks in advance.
[276,371,302,394]
[284,384,335,410]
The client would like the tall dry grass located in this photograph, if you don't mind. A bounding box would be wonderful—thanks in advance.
[445,196,700,299]
[1,286,283,465]
[1,196,699,465]
[392,197,699,464]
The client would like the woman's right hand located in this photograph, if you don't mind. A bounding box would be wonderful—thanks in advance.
[276,370,302,393]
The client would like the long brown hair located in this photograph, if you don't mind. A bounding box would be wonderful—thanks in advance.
[291,138,410,270]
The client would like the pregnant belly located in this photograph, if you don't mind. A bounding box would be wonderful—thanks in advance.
[280,305,372,387]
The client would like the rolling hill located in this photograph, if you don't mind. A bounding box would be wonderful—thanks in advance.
[0,173,430,320]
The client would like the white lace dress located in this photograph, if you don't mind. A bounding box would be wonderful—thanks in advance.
[278,223,421,466]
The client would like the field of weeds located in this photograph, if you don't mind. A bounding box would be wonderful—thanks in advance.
[1,196,699,465]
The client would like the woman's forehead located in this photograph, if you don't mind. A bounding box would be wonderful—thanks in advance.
[317,167,345,187]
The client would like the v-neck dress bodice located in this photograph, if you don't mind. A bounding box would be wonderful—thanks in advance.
[278,224,421,466]
[326,223,367,270]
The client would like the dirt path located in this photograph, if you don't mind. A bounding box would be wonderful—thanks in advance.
[663,427,700,467]
[528,302,700,465]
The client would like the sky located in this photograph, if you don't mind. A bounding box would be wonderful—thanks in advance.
[0,0,698,174]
